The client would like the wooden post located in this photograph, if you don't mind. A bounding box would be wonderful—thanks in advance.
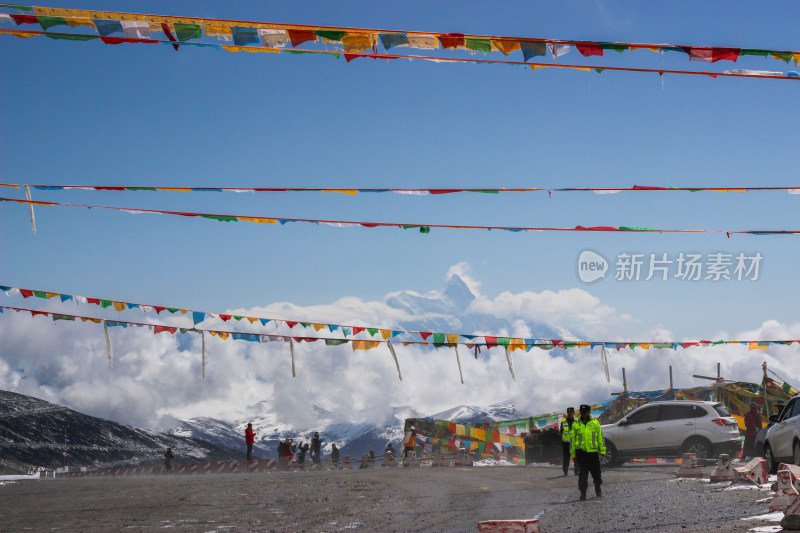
[622,368,628,394]
[669,365,673,390]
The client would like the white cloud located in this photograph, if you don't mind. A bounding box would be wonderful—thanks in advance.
[1,266,798,432]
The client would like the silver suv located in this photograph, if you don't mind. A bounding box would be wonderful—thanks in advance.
[763,394,800,473]
[599,400,741,467]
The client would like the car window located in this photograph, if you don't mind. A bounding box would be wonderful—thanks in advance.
[659,405,695,421]
[712,404,729,417]
[781,399,798,421]
[627,406,659,424]
[692,405,708,418]
[792,400,800,419]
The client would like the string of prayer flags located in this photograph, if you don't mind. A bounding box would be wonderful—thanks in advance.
[8,183,800,195]
[3,195,800,237]
[1,5,799,80]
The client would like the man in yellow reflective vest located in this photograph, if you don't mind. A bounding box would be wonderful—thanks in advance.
[571,404,605,501]
[560,407,578,476]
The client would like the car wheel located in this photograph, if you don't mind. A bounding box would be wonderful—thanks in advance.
[682,438,712,460]
[764,444,778,475]
[794,442,800,466]
[599,440,617,468]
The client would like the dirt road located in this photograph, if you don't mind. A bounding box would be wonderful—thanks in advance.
[0,464,779,532]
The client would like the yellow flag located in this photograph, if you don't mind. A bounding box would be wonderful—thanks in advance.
[455,424,465,436]
[342,33,374,53]
[0,29,38,39]
[45,292,59,299]
[239,217,277,224]
[577,342,591,348]
[323,189,358,195]
[491,39,520,55]
[112,301,127,312]
[158,188,192,192]
[749,342,768,350]
[81,317,102,323]
[447,334,460,346]
[380,329,393,340]
[312,323,326,332]
[246,316,259,324]
[204,24,233,41]
[352,340,379,351]
[509,338,525,352]
[639,343,652,350]
[222,45,280,53]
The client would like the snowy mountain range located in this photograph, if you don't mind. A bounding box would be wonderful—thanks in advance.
[164,401,529,461]
[0,388,528,472]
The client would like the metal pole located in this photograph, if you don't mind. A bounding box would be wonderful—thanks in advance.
[762,361,769,416]
[669,365,673,389]
[622,368,628,394]
[717,362,721,380]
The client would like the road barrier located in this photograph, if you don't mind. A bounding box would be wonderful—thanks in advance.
[771,463,800,512]
[675,453,703,478]
[477,519,541,533]
[709,454,735,482]
[734,457,767,486]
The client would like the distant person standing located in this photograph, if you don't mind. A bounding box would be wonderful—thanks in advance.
[522,431,536,466]
[244,423,256,460]
[560,407,578,476]
[571,404,605,501]
[743,402,763,460]
[277,438,293,471]
[385,442,395,455]
[298,442,309,469]
[310,432,322,466]
[403,423,418,459]
[331,443,340,468]
[164,447,174,473]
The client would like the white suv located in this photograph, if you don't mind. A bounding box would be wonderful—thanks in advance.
[599,400,741,467]
[763,394,800,473]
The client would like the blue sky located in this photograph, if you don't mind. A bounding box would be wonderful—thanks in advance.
[1,2,799,426]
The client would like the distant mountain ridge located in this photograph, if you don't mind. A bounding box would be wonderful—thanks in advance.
[0,390,529,472]
[0,390,239,473]
[166,400,529,461]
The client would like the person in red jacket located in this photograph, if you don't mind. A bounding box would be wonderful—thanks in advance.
[743,403,762,460]
[244,423,256,460]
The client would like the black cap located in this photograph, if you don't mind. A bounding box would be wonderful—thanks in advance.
[566,407,575,413]
[579,404,591,412]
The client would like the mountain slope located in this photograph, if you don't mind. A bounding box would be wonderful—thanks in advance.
[0,390,240,470]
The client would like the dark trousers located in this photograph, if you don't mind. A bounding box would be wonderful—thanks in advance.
[575,449,602,494]
[562,441,578,475]
[246,443,253,460]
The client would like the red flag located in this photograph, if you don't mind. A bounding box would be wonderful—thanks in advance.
[161,22,179,51]
[20,289,33,298]
[577,44,604,57]
[438,33,465,50]
[154,325,177,334]
[287,29,315,47]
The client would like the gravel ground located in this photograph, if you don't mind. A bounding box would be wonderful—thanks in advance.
[0,463,781,532]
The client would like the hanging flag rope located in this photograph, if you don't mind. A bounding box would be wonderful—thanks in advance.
[2,4,799,73]
[4,183,800,195]
[1,196,798,236]
[1,28,797,81]
[3,305,799,354]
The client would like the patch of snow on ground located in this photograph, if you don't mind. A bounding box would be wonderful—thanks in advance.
[740,511,783,522]
[0,473,40,481]
[474,458,518,467]
[748,527,782,533]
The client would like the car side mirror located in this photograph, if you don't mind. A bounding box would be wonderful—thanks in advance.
[769,415,779,423]
[618,418,628,426]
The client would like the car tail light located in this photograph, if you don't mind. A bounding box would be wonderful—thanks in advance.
[711,418,736,427]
